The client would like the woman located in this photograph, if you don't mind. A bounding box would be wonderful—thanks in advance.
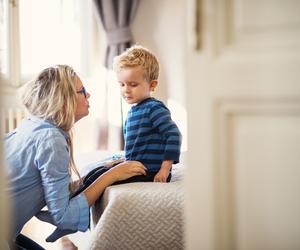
[4,65,146,249]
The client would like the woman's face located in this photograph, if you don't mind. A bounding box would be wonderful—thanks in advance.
[75,77,90,122]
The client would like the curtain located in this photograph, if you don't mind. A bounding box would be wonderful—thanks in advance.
[93,0,140,149]
[94,0,140,68]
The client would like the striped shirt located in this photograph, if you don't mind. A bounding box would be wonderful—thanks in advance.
[124,98,181,172]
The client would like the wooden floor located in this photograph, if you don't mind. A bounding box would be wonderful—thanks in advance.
[22,217,93,250]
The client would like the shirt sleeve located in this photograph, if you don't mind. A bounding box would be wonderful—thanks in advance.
[149,103,182,163]
[34,130,89,231]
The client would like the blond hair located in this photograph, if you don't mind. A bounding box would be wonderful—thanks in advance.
[113,45,159,82]
[22,65,81,190]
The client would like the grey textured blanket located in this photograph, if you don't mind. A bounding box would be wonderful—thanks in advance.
[88,166,184,250]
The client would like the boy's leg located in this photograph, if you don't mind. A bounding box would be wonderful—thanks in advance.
[72,166,111,197]
[114,171,172,184]
[76,164,173,191]
[167,172,172,182]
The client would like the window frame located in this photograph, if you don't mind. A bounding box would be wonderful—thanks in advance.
[1,0,21,88]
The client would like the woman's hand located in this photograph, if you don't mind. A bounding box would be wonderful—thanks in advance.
[83,160,146,206]
[109,160,147,182]
[104,159,124,168]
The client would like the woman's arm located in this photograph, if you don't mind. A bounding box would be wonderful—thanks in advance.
[37,131,146,230]
[83,160,146,206]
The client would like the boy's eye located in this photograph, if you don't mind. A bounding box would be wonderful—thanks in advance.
[130,83,138,87]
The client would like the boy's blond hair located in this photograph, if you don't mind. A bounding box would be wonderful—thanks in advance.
[113,45,159,82]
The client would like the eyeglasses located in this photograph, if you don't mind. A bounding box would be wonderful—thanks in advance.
[76,86,87,98]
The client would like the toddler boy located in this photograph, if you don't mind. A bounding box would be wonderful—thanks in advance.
[113,45,182,182]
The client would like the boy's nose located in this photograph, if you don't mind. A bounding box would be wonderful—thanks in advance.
[124,86,130,93]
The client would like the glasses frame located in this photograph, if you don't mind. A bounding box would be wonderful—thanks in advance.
[76,86,87,98]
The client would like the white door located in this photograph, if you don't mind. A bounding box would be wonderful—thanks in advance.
[185,0,300,249]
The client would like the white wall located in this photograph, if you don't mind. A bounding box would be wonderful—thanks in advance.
[133,0,186,105]
[133,0,187,151]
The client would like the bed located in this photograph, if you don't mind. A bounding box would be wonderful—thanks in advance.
[76,151,185,250]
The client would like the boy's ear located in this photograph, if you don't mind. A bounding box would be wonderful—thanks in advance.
[150,80,158,91]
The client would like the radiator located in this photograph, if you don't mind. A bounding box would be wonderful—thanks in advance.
[1,108,26,134]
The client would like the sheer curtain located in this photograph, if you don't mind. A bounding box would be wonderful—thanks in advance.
[93,0,139,68]
[93,0,140,150]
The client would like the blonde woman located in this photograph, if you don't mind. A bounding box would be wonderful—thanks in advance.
[4,65,146,249]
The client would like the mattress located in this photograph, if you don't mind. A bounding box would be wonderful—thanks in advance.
[87,164,184,250]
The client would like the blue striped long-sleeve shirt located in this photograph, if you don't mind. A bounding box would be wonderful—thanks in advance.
[124,98,181,172]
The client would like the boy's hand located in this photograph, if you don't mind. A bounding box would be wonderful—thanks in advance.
[154,160,173,182]
[154,168,170,182]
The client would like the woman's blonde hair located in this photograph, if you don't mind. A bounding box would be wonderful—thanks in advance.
[113,45,159,82]
[22,65,81,190]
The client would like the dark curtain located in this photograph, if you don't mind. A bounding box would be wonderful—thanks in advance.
[93,0,140,149]
[93,0,140,68]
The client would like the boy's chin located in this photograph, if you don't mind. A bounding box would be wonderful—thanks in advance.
[125,99,136,104]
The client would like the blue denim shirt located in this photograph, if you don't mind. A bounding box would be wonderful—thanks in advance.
[4,115,89,238]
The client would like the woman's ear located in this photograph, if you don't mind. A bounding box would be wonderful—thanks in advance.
[150,80,158,91]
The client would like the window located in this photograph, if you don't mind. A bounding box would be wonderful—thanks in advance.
[0,0,98,86]
[1,0,121,154]
[20,0,82,77]
[0,0,8,77]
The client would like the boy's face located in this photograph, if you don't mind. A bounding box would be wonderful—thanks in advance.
[117,66,157,105]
